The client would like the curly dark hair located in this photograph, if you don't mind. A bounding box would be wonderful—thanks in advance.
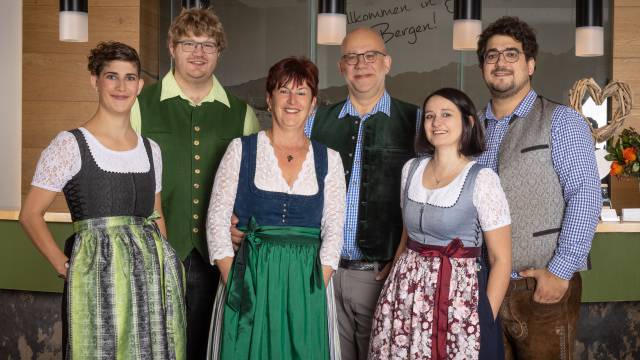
[415,88,485,157]
[476,16,538,66]
[87,41,141,76]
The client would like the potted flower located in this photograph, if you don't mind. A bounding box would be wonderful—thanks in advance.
[606,128,640,177]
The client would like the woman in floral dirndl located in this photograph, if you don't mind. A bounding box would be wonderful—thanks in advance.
[20,42,186,359]
[368,88,512,360]
[205,57,345,360]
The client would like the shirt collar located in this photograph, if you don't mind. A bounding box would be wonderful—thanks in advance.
[338,91,391,119]
[159,71,230,108]
[484,89,537,121]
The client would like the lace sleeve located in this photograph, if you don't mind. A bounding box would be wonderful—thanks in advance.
[473,168,511,231]
[205,138,242,265]
[31,131,81,192]
[400,158,415,209]
[149,139,162,193]
[319,149,346,270]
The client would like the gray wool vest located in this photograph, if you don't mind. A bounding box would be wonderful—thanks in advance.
[492,96,577,272]
[403,158,484,248]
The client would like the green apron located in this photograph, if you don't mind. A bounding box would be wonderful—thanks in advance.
[220,218,329,360]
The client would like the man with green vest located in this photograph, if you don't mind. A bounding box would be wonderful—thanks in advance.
[305,27,418,360]
[130,8,259,360]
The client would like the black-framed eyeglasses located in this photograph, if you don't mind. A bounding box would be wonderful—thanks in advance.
[483,49,521,64]
[176,40,218,54]
[341,50,386,65]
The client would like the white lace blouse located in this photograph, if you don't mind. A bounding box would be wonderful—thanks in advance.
[206,131,346,270]
[31,128,163,193]
[401,158,511,231]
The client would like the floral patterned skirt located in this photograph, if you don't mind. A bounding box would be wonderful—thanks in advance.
[368,248,499,360]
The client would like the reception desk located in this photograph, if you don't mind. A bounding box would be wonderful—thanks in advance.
[1,210,639,300]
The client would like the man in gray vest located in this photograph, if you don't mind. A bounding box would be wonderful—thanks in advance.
[475,16,601,359]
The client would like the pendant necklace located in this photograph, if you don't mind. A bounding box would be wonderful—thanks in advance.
[268,130,303,162]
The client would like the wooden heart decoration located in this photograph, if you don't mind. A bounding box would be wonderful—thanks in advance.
[569,78,633,143]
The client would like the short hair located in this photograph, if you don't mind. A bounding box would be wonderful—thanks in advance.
[87,41,141,76]
[168,7,227,52]
[266,57,319,98]
[477,16,538,66]
[415,88,485,157]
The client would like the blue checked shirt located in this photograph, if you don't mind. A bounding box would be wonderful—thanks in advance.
[305,92,392,260]
[476,90,601,280]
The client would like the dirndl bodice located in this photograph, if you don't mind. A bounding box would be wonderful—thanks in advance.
[233,133,327,227]
[62,128,155,221]
[402,157,484,248]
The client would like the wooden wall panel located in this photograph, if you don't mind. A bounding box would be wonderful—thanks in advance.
[24,0,137,7]
[140,0,160,84]
[610,3,640,213]
[21,0,149,212]
[22,101,96,148]
[614,0,639,7]
[612,7,640,58]
[23,5,140,55]
[612,58,640,108]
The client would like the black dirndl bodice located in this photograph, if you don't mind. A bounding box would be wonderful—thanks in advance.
[62,129,156,222]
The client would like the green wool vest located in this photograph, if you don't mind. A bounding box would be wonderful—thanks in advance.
[312,97,418,261]
[138,82,247,260]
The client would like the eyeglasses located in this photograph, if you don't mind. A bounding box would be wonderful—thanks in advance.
[176,40,218,54]
[341,51,386,65]
[483,49,521,64]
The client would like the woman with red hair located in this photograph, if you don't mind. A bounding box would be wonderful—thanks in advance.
[205,57,345,360]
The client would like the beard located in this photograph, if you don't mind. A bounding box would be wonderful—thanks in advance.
[485,67,528,99]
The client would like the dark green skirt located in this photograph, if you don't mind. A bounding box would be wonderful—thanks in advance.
[217,222,329,360]
[66,215,186,359]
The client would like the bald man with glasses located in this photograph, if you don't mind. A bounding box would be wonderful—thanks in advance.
[304,27,419,360]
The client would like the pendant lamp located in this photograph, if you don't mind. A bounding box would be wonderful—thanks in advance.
[182,0,209,9]
[576,0,603,57]
[317,0,346,45]
[452,0,481,51]
[59,0,88,42]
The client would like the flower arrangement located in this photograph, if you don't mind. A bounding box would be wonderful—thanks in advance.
[606,128,640,177]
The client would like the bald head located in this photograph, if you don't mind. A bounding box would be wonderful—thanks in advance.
[338,27,391,106]
[341,27,386,55]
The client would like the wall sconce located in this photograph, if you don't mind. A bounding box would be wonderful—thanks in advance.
[317,0,346,45]
[576,0,603,57]
[59,0,88,42]
[452,0,481,51]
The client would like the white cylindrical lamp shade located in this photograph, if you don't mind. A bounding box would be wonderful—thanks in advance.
[317,13,347,45]
[576,26,603,57]
[575,0,603,57]
[452,0,481,51]
[59,0,88,42]
[453,20,482,50]
[317,0,346,46]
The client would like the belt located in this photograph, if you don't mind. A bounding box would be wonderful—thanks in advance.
[338,258,386,271]
[507,277,537,294]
